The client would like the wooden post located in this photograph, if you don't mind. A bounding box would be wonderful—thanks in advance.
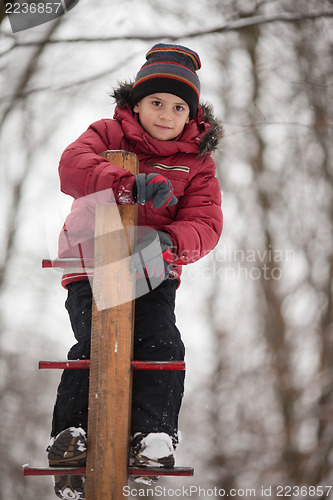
[85,151,138,500]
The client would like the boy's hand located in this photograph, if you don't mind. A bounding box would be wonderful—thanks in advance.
[134,173,178,208]
[130,230,174,280]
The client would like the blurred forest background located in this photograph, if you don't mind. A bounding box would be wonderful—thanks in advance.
[1,0,333,498]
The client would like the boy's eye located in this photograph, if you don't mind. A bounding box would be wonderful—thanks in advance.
[152,101,162,107]
[175,105,184,112]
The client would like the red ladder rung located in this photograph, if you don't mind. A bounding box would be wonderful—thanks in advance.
[42,259,94,269]
[39,360,90,369]
[39,360,185,371]
[132,361,186,370]
[42,256,187,269]
[23,466,194,477]
[128,466,194,477]
[23,467,86,476]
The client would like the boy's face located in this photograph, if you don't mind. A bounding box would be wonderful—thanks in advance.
[133,93,190,141]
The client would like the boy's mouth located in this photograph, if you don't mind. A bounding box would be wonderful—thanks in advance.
[155,124,172,130]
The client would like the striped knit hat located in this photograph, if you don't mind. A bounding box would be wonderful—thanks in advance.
[131,43,201,120]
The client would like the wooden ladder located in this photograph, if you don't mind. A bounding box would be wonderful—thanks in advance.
[24,151,193,499]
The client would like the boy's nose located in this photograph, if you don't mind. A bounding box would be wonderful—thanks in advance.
[159,109,172,120]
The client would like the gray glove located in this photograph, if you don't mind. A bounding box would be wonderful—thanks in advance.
[130,230,174,280]
[134,173,178,208]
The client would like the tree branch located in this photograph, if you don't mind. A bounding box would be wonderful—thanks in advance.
[1,9,332,51]
[0,16,63,129]
[223,120,333,137]
[0,49,142,103]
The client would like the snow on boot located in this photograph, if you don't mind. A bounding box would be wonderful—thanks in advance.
[48,427,87,467]
[131,432,175,468]
[130,473,159,486]
[130,432,175,484]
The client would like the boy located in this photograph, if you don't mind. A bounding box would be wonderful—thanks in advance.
[47,43,223,499]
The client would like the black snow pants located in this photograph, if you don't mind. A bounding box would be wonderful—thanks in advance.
[51,279,185,446]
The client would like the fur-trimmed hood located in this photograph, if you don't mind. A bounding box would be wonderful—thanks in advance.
[111,81,223,157]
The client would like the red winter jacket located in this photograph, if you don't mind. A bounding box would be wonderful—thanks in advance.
[58,82,223,287]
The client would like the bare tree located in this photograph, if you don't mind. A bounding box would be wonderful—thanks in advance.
[197,1,333,496]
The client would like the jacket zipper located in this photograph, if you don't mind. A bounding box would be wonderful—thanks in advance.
[148,162,190,173]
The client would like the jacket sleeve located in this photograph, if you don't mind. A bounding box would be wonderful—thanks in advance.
[160,156,223,263]
[58,119,135,203]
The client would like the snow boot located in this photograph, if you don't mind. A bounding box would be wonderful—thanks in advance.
[130,432,175,485]
[48,427,87,499]
[53,475,85,500]
[48,427,87,467]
